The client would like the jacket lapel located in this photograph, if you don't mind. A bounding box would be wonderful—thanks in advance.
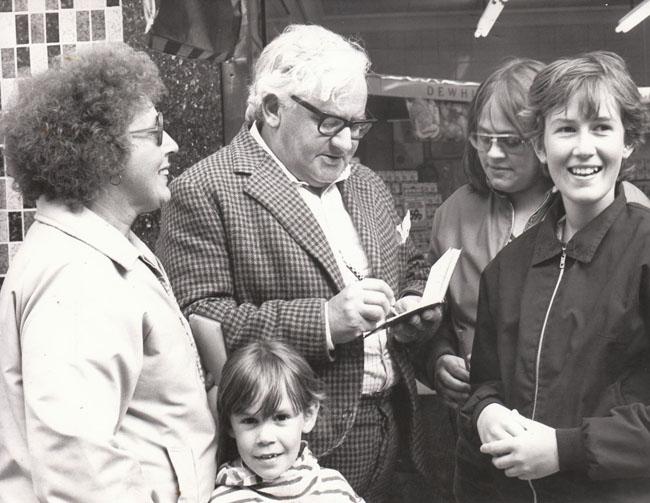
[340,170,382,278]
[233,127,345,292]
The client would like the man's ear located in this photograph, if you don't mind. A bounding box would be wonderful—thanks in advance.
[261,94,281,128]
[301,403,320,434]
[532,136,547,164]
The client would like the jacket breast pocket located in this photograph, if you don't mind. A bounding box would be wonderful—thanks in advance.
[166,446,198,503]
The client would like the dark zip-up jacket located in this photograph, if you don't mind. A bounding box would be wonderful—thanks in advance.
[461,185,650,503]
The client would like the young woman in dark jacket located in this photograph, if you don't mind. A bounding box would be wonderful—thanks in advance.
[459,51,650,503]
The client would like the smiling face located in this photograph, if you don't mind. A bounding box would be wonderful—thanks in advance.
[535,86,632,222]
[476,98,546,198]
[229,392,318,480]
[121,104,178,214]
[261,78,368,187]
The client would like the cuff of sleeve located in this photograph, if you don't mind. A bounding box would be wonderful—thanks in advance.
[556,427,587,473]
[323,301,335,353]
[472,398,503,432]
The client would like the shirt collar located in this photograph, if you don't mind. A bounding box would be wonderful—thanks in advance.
[215,441,318,493]
[34,197,152,271]
[250,121,352,190]
[532,183,627,265]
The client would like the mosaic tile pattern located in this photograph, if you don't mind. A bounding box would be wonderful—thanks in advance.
[31,13,45,43]
[0,0,123,283]
[0,243,8,275]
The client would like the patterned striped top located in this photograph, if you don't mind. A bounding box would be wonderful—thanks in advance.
[209,443,364,502]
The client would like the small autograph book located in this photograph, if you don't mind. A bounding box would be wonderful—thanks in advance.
[365,247,461,336]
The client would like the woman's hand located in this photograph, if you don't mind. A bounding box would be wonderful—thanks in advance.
[480,411,560,480]
[476,403,528,444]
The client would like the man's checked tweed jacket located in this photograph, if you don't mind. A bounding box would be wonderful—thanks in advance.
[157,125,435,477]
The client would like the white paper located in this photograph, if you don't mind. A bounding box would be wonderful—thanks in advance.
[421,247,462,304]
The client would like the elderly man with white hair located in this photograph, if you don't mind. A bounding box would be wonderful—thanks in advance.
[157,24,440,502]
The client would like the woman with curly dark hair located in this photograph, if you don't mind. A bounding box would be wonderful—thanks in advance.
[0,43,217,502]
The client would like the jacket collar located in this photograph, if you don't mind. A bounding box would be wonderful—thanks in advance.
[231,124,383,290]
[34,197,152,272]
[490,186,557,231]
[532,183,627,265]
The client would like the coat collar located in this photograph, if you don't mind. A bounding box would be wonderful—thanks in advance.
[532,183,627,265]
[34,197,154,272]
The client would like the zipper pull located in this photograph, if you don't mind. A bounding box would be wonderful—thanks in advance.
[559,245,567,270]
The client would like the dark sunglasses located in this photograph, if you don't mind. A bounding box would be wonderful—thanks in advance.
[291,95,377,140]
[129,111,164,146]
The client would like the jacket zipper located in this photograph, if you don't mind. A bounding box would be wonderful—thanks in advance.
[527,245,567,503]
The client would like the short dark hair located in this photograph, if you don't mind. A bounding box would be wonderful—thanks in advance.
[526,51,646,177]
[464,58,546,193]
[1,43,165,209]
[216,339,325,465]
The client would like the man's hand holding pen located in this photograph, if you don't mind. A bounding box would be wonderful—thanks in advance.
[327,278,395,344]
[327,284,443,345]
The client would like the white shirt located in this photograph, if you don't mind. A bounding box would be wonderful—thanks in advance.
[251,123,396,393]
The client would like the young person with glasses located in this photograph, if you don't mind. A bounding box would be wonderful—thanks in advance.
[427,58,552,412]
[421,58,554,501]
[158,24,442,503]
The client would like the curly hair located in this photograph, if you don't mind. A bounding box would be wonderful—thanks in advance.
[464,58,546,193]
[1,43,165,209]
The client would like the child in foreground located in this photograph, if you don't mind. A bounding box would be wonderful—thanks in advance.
[210,340,364,502]
[459,51,650,502]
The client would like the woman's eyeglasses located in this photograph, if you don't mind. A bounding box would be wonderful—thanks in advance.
[291,95,377,140]
[129,111,164,146]
[469,132,528,154]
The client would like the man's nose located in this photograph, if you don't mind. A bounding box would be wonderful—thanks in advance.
[330,126,354,151]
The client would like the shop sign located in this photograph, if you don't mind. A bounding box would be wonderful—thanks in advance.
[367,73,479,102]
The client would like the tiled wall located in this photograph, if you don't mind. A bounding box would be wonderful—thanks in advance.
[0,0,123,287]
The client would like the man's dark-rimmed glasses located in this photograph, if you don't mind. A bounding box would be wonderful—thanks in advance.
[291,95,377,140]
[129,111,164,146]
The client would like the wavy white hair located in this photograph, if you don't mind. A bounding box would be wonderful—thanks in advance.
[245,24,371,123]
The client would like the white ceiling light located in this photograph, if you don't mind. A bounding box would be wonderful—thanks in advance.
[616,0,650,33]
[474,0,508,38]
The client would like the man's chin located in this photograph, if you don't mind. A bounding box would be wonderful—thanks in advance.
[313,162,346,184]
